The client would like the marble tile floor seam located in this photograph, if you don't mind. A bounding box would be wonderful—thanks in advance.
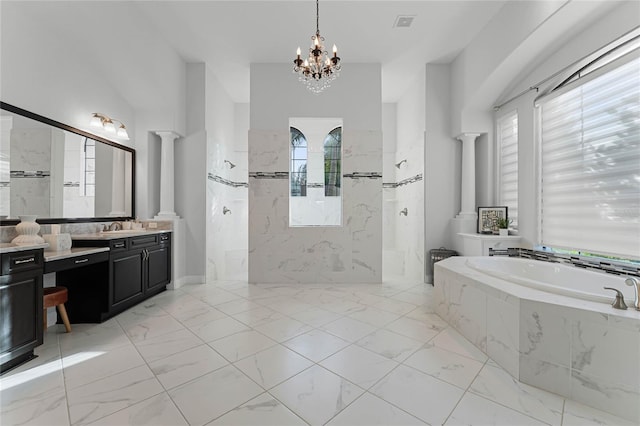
[0,280,635,426]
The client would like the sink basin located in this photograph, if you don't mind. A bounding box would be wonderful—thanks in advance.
[100,229,147,234]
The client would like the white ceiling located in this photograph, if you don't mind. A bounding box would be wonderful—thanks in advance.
[13,1,508,105]
[134,1,507,103]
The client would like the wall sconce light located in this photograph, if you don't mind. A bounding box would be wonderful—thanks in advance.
[90,113,129,140]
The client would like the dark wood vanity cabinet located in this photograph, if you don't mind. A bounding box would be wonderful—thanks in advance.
[110,247,145,309]
[72,232,171,321]
[146,234,171,292]
[0,249,44,374]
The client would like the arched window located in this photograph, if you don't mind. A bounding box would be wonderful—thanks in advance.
[290,127,307,196]
[324,127,341,196]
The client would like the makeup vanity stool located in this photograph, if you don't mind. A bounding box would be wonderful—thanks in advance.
[43,286,71,333]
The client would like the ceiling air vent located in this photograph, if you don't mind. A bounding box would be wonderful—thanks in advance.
[394,15,415,28]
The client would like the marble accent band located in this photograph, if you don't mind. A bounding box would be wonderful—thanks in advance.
[489,248,640,278]
[382,173,423,189]
[207,173,248,188]
[249,172,289,179]
[343,172,382,179]
[10,170,50,178]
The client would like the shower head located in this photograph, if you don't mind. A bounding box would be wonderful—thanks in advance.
[224,160,236,169]
[395,159,407,169]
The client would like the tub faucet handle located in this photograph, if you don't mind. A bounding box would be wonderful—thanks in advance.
[604,287,627,310]
[624,277,640,311]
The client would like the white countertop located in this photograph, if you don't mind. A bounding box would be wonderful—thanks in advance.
[0,242,49,254]
[44,246,110,262]
[70,229,172,240]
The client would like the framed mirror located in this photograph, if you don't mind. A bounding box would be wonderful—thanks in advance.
[0,102,135,224]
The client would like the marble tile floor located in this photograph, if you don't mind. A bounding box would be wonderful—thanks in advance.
[1,279,634,426]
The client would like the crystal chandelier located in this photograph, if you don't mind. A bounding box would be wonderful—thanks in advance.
[293,0,341,94]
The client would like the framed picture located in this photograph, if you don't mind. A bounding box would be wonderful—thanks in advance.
[477,206,508,234]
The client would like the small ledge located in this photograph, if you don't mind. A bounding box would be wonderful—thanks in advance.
[458,232,522,240]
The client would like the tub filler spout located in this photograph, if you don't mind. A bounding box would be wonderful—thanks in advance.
[625,277,640,311]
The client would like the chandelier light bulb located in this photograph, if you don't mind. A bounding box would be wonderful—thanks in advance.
[296,47,301,57]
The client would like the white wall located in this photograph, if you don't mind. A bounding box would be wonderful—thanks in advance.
[249,63,382,283]
[451,1,571,136]
[424,64,460,282]
[0,4,135,146]
[1,2,188,225]
[174,64,207,282]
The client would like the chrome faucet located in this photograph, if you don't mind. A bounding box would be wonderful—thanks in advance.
[109,221,122,231]
[625,277,640,311]
[223,206,231,215]
[399,208,408,216]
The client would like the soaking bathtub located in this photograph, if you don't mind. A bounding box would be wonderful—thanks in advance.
[465,256,636,305]
[434,256,640,422]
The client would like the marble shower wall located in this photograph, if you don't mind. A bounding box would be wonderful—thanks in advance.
[248,129,382,284]
[9,127,64,217]
[394,122,424,282]
[206,141,248,282]
[0,116,10,217]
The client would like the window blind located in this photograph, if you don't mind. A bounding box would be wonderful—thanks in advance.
[539,56,640,259]
[497,111,518,228]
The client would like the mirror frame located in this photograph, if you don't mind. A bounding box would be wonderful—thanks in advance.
[0,101,136,225]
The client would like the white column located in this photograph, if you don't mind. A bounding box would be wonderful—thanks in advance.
[455,132,480,219]
[154,131,180,219]
[109,149,126,216]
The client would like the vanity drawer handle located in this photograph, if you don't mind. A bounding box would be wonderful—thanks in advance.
[114,243,125,248]
[15,257,35,265]
[75,258,89,264]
